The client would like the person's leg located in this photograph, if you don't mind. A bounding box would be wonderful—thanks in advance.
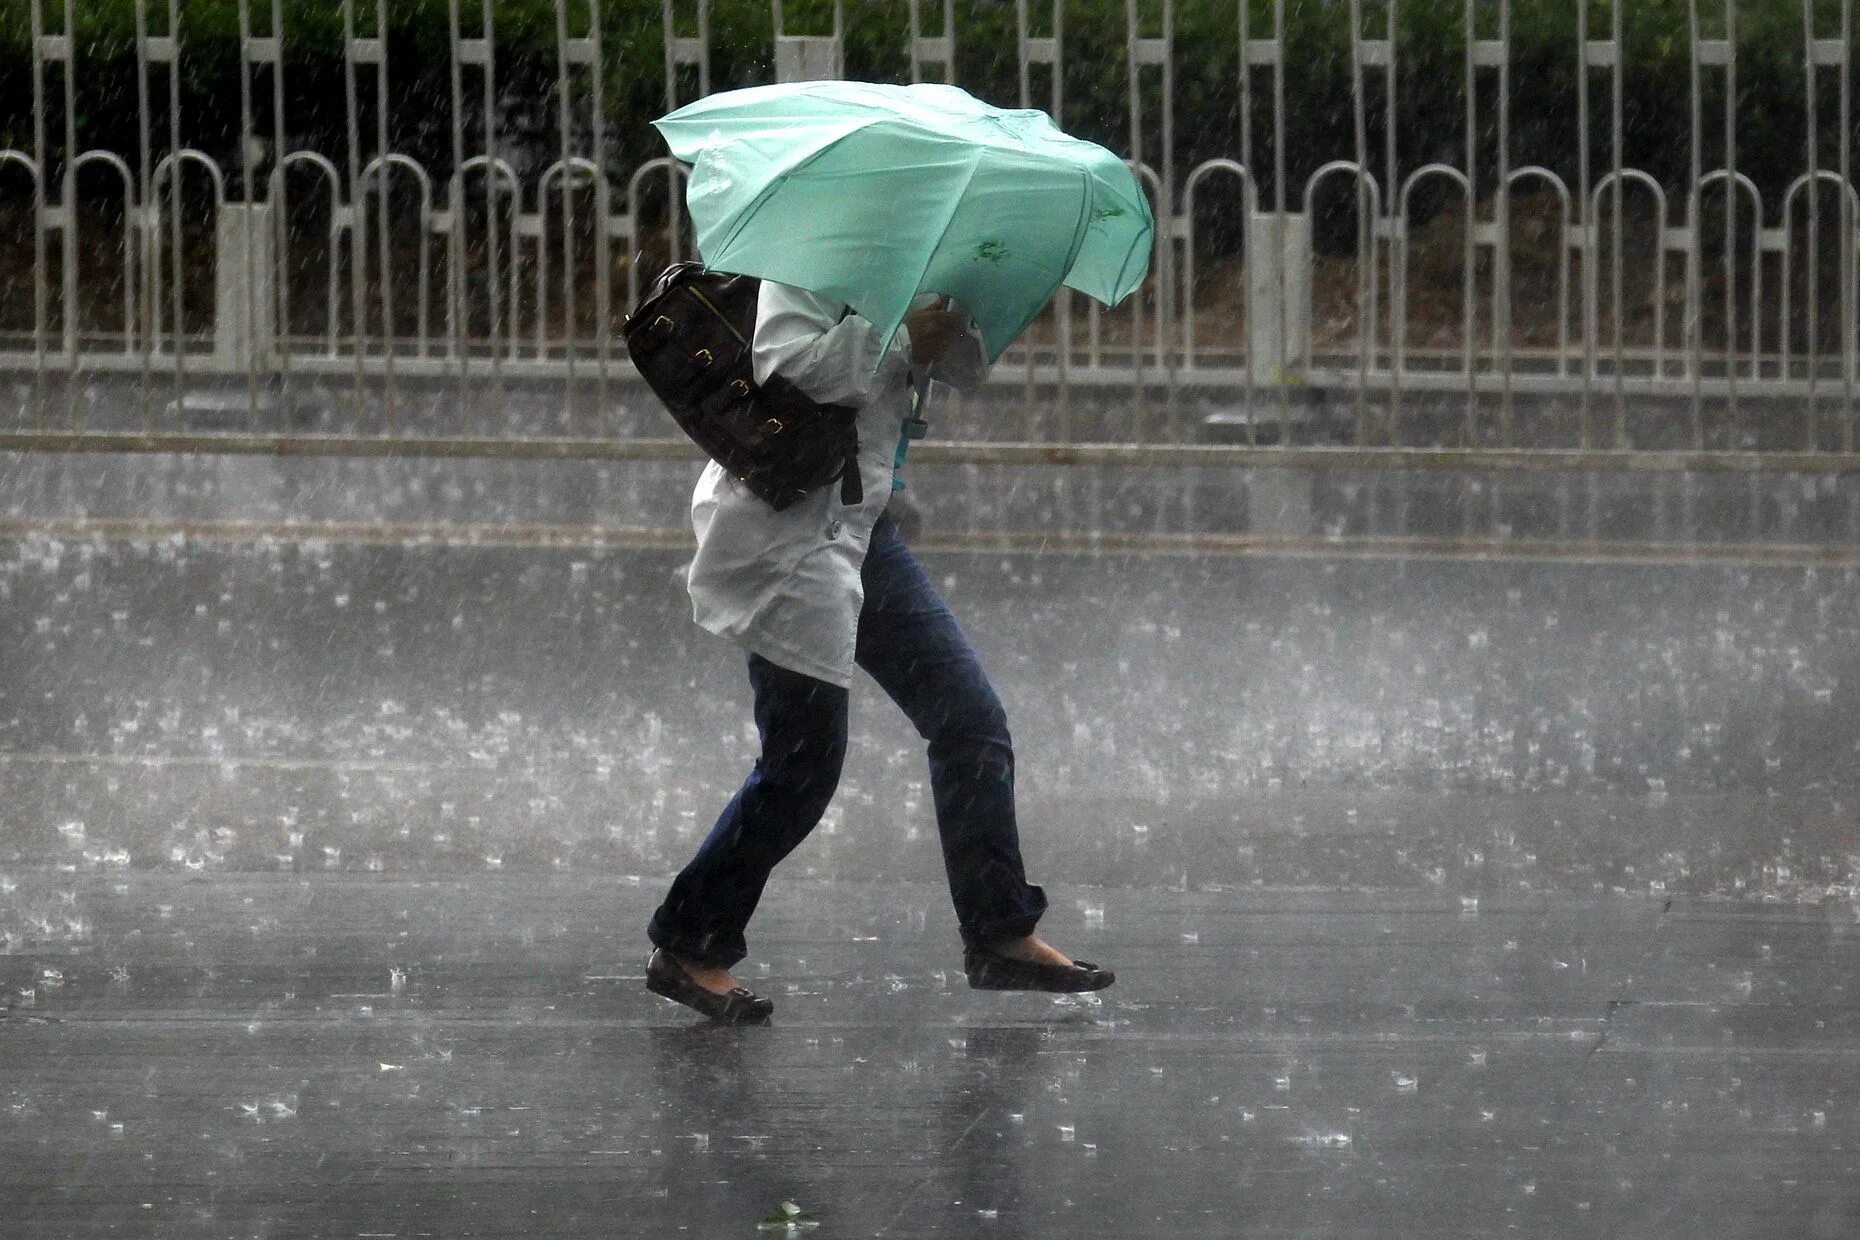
[854,513,1049,951]
[648,652,849,970]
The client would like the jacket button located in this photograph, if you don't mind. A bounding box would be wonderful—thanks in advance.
[826,520,843,540]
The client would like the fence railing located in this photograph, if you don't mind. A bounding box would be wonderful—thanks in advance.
[4,0,1860,463]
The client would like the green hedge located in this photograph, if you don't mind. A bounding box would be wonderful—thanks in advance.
[0,0,1845,223]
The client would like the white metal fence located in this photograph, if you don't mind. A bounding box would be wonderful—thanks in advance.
[4,0,1860,462]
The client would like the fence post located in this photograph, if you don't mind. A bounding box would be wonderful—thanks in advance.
[774,36,841,80]
[1247,210,1310,379]
[773,0,844,81]
[213,203,276,370]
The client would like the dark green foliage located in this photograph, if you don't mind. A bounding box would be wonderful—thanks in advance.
[0,0,1846,218]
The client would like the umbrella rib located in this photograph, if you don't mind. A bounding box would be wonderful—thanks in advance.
[703,116,897,265]
[919,146,990,292]
[1119,180,1158,301]
[876,145,989,356]
[993,164,1098,359]
[1059,164,1096,298]
[1062,176,1154,307]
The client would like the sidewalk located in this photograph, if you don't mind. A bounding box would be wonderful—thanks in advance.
[4,872,1855,1238]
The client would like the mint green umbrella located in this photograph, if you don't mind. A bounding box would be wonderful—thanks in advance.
[652,80,1154,362]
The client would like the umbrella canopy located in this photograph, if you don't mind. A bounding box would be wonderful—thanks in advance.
[652,80,1154,362]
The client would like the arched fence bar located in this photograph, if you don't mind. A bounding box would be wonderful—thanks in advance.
[2,0,1859,465]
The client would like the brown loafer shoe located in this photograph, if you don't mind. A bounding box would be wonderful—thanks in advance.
[646,948,774,1024]
[963,947,1116,993]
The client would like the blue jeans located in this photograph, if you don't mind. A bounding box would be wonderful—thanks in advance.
[649,512,1048,968]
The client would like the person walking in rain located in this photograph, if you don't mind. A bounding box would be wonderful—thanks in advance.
[644,282,1116,1022]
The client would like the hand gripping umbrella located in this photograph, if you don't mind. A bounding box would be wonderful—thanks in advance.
[651,80,1154,363]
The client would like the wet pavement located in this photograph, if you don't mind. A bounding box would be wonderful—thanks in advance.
[2,454,1858,1235]
[0,517,1854,897]
[4,873,1858,1238]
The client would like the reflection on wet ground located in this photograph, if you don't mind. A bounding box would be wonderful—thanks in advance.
[2,464,1857,1235]
[3,874,1856,1237]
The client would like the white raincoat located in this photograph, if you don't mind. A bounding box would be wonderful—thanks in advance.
[686,281,990,687]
